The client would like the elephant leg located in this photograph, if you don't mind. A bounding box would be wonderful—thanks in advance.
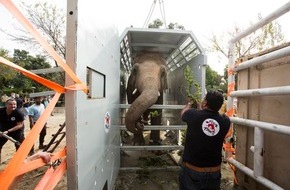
[149,109,162,145]
[133,133,145,145]
[149,131,161,145]
[142,110,151,125]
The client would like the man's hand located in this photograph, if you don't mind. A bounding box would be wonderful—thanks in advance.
[25,151,52,163]
[0,131,9,137]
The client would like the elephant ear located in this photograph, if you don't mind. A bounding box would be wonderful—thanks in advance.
[160,65,168,92]
[128,63,139,88]
[127,64,139,103]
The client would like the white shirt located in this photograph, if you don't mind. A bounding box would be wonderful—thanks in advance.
[28,103,45,122]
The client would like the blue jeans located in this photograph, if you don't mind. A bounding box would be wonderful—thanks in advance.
[179,165,221,190]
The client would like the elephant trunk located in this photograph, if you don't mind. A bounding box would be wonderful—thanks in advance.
[125,87,159,134]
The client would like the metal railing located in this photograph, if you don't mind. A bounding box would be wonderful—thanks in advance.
[227,2,290,190]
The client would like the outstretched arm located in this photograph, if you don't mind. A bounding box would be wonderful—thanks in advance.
[25,151,52,163]
[181,102,192,117]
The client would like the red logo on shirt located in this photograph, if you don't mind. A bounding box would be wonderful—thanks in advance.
[202,119,220,136]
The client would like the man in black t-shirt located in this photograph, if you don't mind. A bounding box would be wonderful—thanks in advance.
[0,99,25,164]
[179,90,230,190]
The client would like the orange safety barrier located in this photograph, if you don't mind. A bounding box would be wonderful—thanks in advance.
[0,93,61,189]
[0,0,88,189]
[17,147,66,176]
[227,67,234,76]
[35,158,67,190]
[224,62,238,185]
[227,82,235,98]
[228,156,238,185]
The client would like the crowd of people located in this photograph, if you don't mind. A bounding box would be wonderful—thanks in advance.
[0,92,52,164]
[1,90,231,189]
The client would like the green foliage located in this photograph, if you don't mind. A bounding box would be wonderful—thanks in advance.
[138,156,169,167]
[0,48,61,96]
[209,15,285,59]
[148,18,185,30]
[205,65,226,92]
[167,22,185,30]
[0,48,9,58]
[148,19,163,28]
[149,110,160,118]
[184,65,201,106]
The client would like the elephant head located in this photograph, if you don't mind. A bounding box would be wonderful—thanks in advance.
[125,52,168,138]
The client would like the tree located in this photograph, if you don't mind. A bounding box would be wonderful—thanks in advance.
[207,14,286,94]
[148,18,185,30]
[148,19,164,28]
[0,48,62,96]
[1,2,66,64]
[205,65,225,92]
[167,22,185,30]
[209,14,286,59]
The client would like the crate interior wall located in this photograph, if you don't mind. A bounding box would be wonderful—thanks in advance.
[236,43,290,190]
[120,28,206,107]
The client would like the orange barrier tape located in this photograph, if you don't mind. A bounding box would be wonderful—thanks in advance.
[37,158,67,190]
[66,83,88,91]
[227,108,235,117]
[225,125,234,138]
[0,57,65,93]
[227,82,235,97]
[227,67,234,76]
[0,0,88,94]
[17,147,66,176]
[34,167,55,190]
[223,142,235,152]
[227,155,238,185]
[0,93,61,189]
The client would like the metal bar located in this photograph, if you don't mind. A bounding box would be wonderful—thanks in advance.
[119,104,184,109]
[29,91,56,98]
[228,157,284,190]
[233,46,290,72]
[254,127,264,177]
[119,166,180,171]
[130,42,177,49]
[230,86,290,97]
[30,67,64,74]
[120,145,184,151]
[120,125,186,130]
[230,2,290,43]
[230,117,290,135]
[0,132,20,145]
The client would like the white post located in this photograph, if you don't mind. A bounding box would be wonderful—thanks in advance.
[254,127,264,177]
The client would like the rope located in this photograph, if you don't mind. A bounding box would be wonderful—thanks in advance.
[143,0,167,28]
[159,0,167,28]
[143,0,157,28]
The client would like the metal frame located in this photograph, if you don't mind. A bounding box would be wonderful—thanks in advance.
[120,27,206,73]
[227,2,290,190]
[119,28,207,170]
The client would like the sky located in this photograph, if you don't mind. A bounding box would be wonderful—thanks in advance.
[1,0,290,75]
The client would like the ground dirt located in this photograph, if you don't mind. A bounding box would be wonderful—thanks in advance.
[0,108,236,190]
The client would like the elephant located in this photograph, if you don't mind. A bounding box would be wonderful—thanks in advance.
[125,52,168,145]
